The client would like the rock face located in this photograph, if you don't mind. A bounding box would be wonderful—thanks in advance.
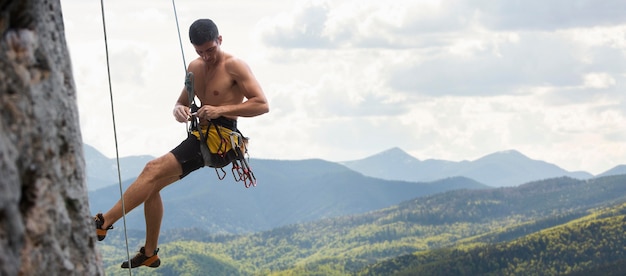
[0,1,103,275]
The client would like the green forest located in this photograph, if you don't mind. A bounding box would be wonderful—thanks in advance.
[98,175,626,275]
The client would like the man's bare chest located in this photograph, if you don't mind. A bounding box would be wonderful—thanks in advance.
[194,70,241,105]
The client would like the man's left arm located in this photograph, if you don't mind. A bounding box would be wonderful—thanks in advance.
[222,58,269,117]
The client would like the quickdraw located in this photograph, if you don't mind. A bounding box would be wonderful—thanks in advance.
[185,72,257,188]
[229,134,257,188]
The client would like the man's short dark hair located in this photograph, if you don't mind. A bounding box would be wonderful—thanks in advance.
[189,19,219,45]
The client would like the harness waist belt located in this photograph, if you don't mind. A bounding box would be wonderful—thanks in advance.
[208,116,237,131]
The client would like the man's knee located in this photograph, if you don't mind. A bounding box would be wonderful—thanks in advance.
[141,153,181,178]
[142,159,160,175]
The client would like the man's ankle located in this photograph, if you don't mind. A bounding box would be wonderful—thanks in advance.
[98,221,109,230]
[144,247,157,256]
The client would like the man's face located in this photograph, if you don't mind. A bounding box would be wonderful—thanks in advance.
[194,36,222,64]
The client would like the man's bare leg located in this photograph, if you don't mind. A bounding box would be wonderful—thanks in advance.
[143,191,163,256]
[99,153,182,231]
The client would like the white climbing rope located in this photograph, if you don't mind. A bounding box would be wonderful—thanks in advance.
[172,0,188,74]
[172,0,192,134]
[98,1,133,274]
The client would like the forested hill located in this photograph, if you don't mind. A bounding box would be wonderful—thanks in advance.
[99,174,626,275]
[359,200,626,275]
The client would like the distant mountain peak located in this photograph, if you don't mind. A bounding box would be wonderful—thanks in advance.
[377,147,406,155]
[372,147,419,162]
[477,149,529,162]
[499,149,522,155]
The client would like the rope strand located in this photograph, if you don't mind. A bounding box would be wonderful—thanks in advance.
[172,0,193,132]
[172,0,188,73]
[99,1,132,274]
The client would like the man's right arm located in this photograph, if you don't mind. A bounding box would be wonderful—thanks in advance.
[173,59,203,122]
[173,88,191,123]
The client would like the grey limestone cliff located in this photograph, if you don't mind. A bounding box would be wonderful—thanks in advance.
[0,0,103,275]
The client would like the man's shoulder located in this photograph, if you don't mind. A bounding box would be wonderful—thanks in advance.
[223,54,250,73]
[223,53,241,65]
[188,58,205,69]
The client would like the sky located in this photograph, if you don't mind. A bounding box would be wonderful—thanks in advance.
[60,0,626,175]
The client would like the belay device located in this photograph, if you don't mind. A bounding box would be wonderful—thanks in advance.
[185,72,257,188]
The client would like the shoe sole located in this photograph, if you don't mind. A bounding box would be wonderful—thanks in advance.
[121,255,161,268]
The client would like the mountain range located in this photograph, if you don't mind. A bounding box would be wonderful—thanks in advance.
[84,144,624,234]
[85,143,626,275]
[85,144,623,191]
[341,147,601,186]
[88,158,488,234]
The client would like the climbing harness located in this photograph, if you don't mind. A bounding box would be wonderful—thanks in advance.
[99,0,133,274]
[185,73,257,188]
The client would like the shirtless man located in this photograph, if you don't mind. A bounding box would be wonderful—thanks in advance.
[93,18,269,269]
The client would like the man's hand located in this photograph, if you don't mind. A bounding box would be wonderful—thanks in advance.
[173,105,191,123]
[197,105,222,120]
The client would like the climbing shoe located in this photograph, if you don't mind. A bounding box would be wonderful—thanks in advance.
[94,213,113,241]
[121,247,161,268]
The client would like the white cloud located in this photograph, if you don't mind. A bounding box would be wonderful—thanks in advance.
[583,72,616,89]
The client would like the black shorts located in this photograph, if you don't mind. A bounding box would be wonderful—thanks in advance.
[170,134,205,179]
[170,117,239,178]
